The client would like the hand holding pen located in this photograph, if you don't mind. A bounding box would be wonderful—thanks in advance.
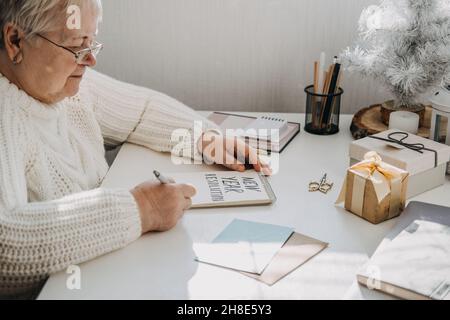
[129,170,196,234]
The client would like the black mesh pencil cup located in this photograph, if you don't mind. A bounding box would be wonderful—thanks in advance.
[304,85,343,135]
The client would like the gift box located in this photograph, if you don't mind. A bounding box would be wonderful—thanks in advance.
[349,130,450,199]
[337,152,409,224]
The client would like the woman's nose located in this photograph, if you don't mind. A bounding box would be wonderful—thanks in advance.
[81,53,97,67]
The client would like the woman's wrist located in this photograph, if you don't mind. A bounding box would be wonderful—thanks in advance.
[130,187,153,234]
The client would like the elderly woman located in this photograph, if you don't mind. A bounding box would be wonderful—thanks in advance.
[0,0,268,298]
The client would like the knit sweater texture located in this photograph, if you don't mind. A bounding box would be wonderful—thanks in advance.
[0,68,218,298]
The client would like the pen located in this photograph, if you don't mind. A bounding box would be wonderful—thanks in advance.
[153,170,176,184]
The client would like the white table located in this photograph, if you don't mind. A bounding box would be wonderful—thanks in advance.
[38,113,450,300]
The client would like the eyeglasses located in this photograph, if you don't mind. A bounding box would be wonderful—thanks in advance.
[36,34,103,64]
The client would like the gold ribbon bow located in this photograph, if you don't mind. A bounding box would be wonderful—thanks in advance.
[336,151,408,219]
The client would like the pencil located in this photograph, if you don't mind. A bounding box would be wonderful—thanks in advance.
[312,61,319,127]
[319,65,334,128]
[318,52,326,94]
[314,61,319,94]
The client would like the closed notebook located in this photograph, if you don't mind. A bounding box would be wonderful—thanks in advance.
[357,219,450,300]
[168,170,276,208]
[207,112,300,153]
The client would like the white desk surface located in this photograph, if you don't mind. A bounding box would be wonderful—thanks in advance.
[38,113,450,300]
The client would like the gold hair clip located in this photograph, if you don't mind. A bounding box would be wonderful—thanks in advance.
[309,174,334,194]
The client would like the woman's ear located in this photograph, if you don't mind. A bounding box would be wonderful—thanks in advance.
[3,23,25,64]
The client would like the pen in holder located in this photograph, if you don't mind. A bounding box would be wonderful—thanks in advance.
[304,85,343,135]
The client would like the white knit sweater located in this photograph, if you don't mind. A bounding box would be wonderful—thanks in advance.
[0,68,218,298]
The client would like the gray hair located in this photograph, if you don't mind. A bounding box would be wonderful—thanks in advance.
[0,0,102,49]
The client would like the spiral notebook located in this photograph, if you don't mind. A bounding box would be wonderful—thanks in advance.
[243,116,290,140]
[207,112,301,153]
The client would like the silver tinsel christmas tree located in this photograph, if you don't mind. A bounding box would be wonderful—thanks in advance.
[341,0,450,109]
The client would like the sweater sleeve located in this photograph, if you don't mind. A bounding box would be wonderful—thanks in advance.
[0,106,142,298]
[81,68,220,159]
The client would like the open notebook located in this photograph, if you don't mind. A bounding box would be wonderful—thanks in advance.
[169,170,276,208]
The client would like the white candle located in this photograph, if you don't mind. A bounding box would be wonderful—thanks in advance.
[388,111,420,134]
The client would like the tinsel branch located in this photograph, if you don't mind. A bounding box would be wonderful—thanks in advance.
[340,0,450,108]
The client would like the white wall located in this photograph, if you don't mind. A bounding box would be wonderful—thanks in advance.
[96,0,388,114]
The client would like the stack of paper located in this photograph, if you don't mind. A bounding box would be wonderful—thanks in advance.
[194,219,328,286]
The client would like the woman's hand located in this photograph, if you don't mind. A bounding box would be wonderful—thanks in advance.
[198,131,272,176]
[130,181,197,234]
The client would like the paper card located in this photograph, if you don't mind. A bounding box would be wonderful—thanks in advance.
[240,232,328,286]
[194,219,294,274]
[169,170,273,208]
